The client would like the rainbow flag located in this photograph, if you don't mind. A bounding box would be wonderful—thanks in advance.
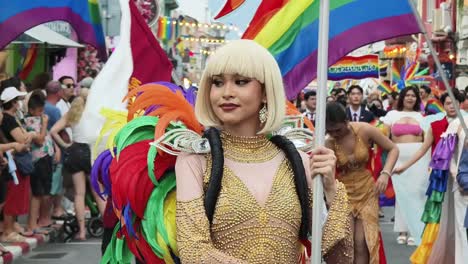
[0,0,107,60]
[18,44,38,80]
[392,61,402,82]
[375,80,394,94]
[425,98,445,115]
[328,55,379,81]
[240,0,421,99]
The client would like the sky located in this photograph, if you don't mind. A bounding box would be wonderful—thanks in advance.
[176,0,262,32]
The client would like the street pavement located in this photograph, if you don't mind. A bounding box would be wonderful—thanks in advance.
[380,206,415,264]
[15,207,415,264]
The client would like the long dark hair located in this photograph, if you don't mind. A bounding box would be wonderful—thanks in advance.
[203,127,311,240]
[397,86,421,111]
[326,102,348,126]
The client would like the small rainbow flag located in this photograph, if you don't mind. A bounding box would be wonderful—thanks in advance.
[425,98,445,115]
[232,0,421,99]
[391,61,402,83]
[18,44,38,80]
[373,79,394,94]
[328,55,379,81]
[0,0,107,60]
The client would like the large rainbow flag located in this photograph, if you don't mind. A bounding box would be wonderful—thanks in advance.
[222,0,422,99]
[0,0,107,60]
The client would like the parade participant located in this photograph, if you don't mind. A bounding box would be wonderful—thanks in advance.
[394,89,465,173]
[326,102,399,264]
[419,85,431,111]
[51,88,105,240]
[451,121,468,263]
[346,85,375,123]
[302,90,317,124]
[177,39,352,263]
[97,39,353,263]
[368,98,387,118]
[385,92,399,112]
[381,86,430,246]
[406,90,467,263]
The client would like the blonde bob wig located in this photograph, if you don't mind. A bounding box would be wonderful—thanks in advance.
[195,39,286,134]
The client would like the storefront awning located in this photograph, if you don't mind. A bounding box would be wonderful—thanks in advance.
[11,25,84,48]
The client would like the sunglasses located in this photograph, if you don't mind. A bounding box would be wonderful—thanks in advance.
[62,84,76,89]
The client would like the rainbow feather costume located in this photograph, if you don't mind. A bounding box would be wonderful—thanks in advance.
[91,82,315,263]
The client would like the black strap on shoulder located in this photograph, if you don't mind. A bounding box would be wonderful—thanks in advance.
[203,127,224,224]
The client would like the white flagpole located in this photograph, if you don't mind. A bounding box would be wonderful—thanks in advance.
[311,0,330,263]
[408,0,468,135]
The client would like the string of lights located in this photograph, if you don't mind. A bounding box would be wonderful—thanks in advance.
[158,16,240,32]
[180,36,227,43]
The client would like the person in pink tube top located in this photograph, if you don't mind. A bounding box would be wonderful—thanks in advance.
[381,86,430,247]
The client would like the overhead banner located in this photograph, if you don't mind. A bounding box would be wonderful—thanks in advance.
[328,55,379,81]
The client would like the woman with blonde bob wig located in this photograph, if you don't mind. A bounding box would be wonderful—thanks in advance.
[175,39,353,263]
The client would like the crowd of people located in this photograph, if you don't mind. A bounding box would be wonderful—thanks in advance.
[0,41,467,264]
[0,73,102,255]
[299,82,468,263]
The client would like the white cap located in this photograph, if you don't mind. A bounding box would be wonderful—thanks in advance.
[1,87,27,103]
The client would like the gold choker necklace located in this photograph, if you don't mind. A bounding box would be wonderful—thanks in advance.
[220,131,280,163]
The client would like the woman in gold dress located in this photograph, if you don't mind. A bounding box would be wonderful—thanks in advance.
[325,102,399,264]
[175,40,353,263]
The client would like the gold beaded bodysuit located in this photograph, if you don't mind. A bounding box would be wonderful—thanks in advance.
[176,132,353,263]
[331,125,380,264]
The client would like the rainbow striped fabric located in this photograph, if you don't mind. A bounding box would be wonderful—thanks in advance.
[240,0,421,99]
[376,81,394,94]
[17,44,39,80]
[0,0,107,60]
[328,55,379,81]
[425,98,445,115]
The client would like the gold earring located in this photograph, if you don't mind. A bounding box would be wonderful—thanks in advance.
[259,104,268,124]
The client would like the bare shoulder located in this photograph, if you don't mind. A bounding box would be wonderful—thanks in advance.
[354,122,372,131]
[175,153,207,174]
[175,153,207,201]
[356,121,378,133]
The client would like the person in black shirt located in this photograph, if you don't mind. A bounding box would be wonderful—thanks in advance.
[0,86,36,243]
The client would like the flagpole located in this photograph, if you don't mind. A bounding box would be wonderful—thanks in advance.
[408,0,468,135]
[311,0,330,263]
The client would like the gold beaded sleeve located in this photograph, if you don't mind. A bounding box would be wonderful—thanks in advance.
[309,180,353,263]
[176,196,247,264]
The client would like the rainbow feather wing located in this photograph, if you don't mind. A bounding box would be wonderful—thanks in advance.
[94,109,128,157]
[94,82,202,263]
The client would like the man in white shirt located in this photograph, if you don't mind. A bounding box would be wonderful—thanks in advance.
[57,76,75,142]
[56,76,75,115]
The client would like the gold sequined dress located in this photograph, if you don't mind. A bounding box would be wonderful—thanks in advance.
[175,132,353,263]
[331,126,380,264]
